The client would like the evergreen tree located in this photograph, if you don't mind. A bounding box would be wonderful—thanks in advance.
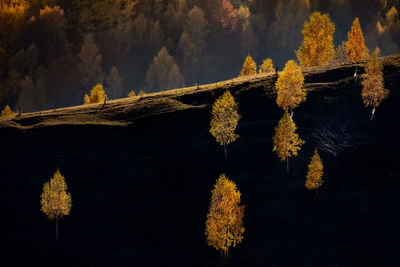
[240,55,257,76]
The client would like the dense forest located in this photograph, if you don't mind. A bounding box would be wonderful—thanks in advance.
[1,0,399,112]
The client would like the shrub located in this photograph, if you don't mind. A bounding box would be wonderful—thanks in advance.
[1,105,13,117]
[84,84,107,104]
[128,90,136,97]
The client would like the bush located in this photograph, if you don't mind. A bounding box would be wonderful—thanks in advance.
[84,84,107,104]
[138,90,146,97]
[1,105,13,117]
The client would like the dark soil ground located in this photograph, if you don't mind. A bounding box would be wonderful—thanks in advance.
[1,55,400,266]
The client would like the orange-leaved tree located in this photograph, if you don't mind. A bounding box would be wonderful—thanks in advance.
[84,83,107,104]
[1,105,13,117]
[361,52,389,120]
[210,91,240,157]
[259,58,274,74]
[240,55,257,76]
[275,60,306,117]
[346,18,368,75]
[205,173,245,260]
[40,169,72,241]
[273,111,304,175]
[305,149,323,192]
[296,12,335,67]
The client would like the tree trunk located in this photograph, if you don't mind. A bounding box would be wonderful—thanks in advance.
[220,249,223,266]
[371,107,376,121]
[290,107,293,118]
[223,143,227,158]
[286,157,289,176]
[354,66,357,76]
[56,220,58,241]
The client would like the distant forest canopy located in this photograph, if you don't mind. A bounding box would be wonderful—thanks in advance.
[0,0,399,112]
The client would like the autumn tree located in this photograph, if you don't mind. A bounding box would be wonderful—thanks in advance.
[275,60,306,117]
[305,149,323,192]
[259,58,274,74]
[84,83,106,104]
[361,52,389,120]
[78,33,104,87]
[296,12,335,67]
[145,47,184,92]
[128,90,136,97]
[1,105,13,117]
[240,55,257,76]
[106,66,124,99]
[205,173,245,260]
[346,18,368,75]
[40,169,72,241]
[210,91,240,157]
[273,111,304,175]
[333,41,347,64]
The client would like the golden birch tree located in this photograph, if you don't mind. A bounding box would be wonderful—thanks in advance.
[361,52,389,120]
[84,83,107,104]
[210,91,240,157]
[205,173,245,260]
[346,18,368,75]
[275,60,306,117]
[40,169,72,241]
[259,58,274,74]
[305,149,323,192]
[273,111,304,175]
[240,55,257,76]
[296,12,335,67]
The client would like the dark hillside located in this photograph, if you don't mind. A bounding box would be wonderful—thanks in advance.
[1,55,400,266]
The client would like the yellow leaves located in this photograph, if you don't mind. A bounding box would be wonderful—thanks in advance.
[1,105,13,117]
[205,174,245,254]
[128,90,136,97]
[84,83,107,104]
[361,52,389,109]
[296,12,335,67]
[345,18,368,63]
[275,60,306,111]
[273,111,304,161]
[305,149,323,191]
[259,58,274,74]
[240,55,257,76]
[40,169,72,221]
[210,91,240,147]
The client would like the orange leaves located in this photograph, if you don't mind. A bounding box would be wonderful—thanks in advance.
[273,111,304,162]
[305,149,323,191]
[275,60,306,111]
[1,105,13,117]
[205,174,245,255]
[40,169,72,221]
[361,52,389,117]
[210,91,240,148]
[345,18,368,63]
[84,83,106,104]
[240,55,257,76]
[296,12,335,67]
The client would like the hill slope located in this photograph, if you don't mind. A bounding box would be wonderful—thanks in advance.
[1,55,400,266]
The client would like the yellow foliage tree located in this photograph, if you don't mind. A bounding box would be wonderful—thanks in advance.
[345,18,368,66]
[40,169,72,241]
[305,149,323,192]
[273,111,304,175]
[1,105,13,117]
[275,60,306,117]
[210,91,240,157]
[84,83,107,104]
[240,55,257,76]
[259,58,274,74]
[128,90,136,97]
[361,52,389,120]
[296,12,335,67]
[205,173,245,259]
